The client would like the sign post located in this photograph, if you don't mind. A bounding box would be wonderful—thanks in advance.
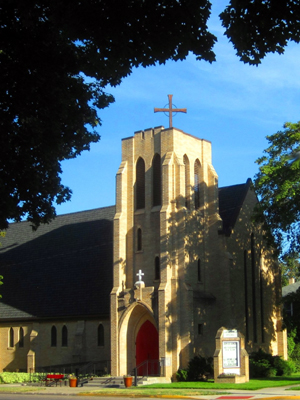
[213,327,249,383]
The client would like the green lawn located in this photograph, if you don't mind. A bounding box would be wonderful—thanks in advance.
[82,376,300,396]
[1,375,300,397]
[142,375,300,391]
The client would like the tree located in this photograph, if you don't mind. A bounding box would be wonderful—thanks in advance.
[220,0,300,65]
[3,1,299,230]
[0,0,217,230]
[254,122,300,256]
[283,287,300,341]
[280,253,300,287]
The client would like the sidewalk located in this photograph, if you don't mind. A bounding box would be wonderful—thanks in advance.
[3,383,300,399]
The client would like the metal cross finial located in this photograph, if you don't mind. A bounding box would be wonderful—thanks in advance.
[154,94,187,128]
[136,269,144,282]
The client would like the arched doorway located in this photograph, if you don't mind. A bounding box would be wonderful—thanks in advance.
[136,320,159,375]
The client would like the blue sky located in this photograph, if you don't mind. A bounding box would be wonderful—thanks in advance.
[56,1,300,215]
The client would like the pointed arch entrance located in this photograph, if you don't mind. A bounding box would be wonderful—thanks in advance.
[136,320,159,375]
[118,302,159,376]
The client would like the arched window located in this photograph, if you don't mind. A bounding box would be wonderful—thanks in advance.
[152,154,161,206]
[194,159,201,209]
[197,259,201,282]
[183,155,190,209]
[9,327,14,347]
[251,233,257,343]
[62,325,68,347]
[244,250,249,342]
[19,327,24,348]
[136,157,145,210]
[137,228,142,251]
[98,324,104,346]
[155,256,160,280]
[51,326,57,347]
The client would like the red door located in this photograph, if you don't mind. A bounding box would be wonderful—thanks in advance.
[136,320,159,375]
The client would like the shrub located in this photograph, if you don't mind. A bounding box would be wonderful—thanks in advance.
[0,372,42,384]
[287,329,297,357]
[265,367,277,377]
[186,355,213,381]
[274,356,294,376]
[249,349,295,378]
[290,342,300,371]
[176,368,188,382]
[249,359,272,378]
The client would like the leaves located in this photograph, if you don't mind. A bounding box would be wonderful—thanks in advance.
[0,0,217,230]
[220,0,300,65]
[254,122,300,256]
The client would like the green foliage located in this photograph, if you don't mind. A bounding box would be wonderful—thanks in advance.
[186,355,214,381]
[283,288,300,342]
[287,329,297,357]
[250,359,272,378]
[287,329,300,372]
[290,342,300,372]
[274,356,295,376]
[1,1,299,228]
[249,349,294,378]
[220,0,300,65]
[254,122,300,257]
[176,369,188,382]
[0,0,217,230]
[281,253,300,286]
[0,372,42,384]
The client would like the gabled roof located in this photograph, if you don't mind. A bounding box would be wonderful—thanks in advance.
[282,281,300,297]
[0,179,253,322]
[218,178,252,236]
[0,206,115,321]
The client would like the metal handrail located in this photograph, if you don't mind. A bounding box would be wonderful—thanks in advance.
[131,359,160,386]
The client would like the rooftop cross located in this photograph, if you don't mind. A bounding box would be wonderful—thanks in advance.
[136,269,144,282]
[154,94,187,128]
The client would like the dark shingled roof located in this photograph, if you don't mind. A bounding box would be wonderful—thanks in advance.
[218,178,252,236]
[0,206,115,321]
[0,179,252,321]
[282,281,300,297]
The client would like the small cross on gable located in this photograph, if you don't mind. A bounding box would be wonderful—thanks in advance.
[136,269,144,282]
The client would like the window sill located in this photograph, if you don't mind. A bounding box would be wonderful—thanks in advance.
[151,206,161,213]
[135,209,145,215]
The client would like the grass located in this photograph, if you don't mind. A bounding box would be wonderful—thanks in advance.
[1,375,300,397]
[141,375,300,391]
[80,375,300,397]
[80,387,229,397]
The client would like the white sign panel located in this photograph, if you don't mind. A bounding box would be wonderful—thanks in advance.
[223,329,238,338]
[223,340,240,368]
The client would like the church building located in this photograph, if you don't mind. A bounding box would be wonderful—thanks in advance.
[0,119,286,378]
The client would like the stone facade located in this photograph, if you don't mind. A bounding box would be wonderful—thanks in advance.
[111,126,285,379]
[0,125,285,376]
[0,319,110,373]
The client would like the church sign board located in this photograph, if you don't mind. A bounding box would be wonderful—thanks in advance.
[214,327,249,384]
[222,340,240,368]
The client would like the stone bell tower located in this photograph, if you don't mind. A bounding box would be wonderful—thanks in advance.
[110,121,221,378]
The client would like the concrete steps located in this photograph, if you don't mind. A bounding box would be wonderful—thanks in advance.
[86,376,170,388]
